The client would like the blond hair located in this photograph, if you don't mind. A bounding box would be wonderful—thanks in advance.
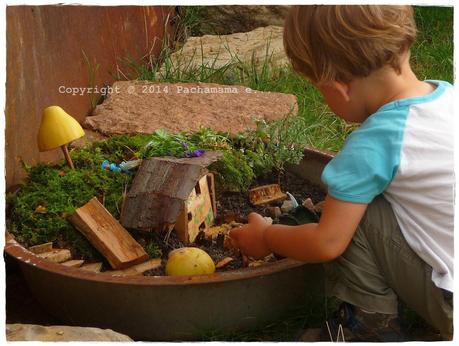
[284,5,417,84]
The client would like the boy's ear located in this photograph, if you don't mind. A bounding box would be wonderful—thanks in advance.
[330,81,351,102]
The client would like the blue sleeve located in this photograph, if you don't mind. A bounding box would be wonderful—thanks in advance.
[321,109,407,204]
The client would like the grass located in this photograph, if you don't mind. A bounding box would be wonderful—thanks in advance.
[123,6,452,154]
[198,290,338,341]
[412,6,454,82]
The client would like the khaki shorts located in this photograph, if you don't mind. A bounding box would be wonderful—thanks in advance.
[324,195,453,339]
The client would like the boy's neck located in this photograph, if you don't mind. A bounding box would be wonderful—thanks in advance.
[356,53,435,117]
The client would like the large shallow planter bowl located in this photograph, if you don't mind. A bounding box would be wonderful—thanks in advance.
[5,148,333,341]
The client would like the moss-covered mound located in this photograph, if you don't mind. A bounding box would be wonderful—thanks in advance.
[7,120,309,260]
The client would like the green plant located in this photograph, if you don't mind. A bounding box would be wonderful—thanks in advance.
[235,116,311,177]
[174,6,207,40]
[140,129,199,158]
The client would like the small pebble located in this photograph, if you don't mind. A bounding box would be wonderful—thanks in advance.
[302,198,315,212]
[281,200,295,213]
[263,217,273,225]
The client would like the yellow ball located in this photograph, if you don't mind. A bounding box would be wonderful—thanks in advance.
[165,247,215,276]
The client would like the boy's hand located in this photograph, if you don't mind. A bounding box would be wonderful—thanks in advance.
[229,213,272,259]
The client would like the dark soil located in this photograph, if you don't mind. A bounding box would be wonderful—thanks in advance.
[216,171,325,224]
[134,171,326,276]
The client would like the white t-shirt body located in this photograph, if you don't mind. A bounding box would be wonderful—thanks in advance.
[322,80,454,292]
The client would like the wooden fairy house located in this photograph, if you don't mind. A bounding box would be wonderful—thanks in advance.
[120,152,221,244]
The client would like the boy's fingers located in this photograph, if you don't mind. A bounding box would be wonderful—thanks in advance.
[229,235,239,248]
[229,226,242,239]
[228,227,243,248]
[247,212,264,224]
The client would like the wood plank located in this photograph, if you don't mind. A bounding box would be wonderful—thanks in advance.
[29,242,53,254]
[105,258,161,277]
[61,259,85,268]
[37,249,71,263]
[69,197,148,269]
[80,262,103,273]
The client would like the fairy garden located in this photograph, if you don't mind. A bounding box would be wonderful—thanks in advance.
[6,104,326,277]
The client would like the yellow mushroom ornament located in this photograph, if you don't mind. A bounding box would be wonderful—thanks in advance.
[166,247,216,276]
[37,106,85,169]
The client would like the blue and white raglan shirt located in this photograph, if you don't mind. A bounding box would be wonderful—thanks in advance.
[322,80,454,292]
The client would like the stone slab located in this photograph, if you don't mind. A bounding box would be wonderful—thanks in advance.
[163,25,289,72]
[6,323,133,341]
[86,81,297,135]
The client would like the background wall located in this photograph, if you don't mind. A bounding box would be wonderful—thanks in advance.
[6,5,173,188]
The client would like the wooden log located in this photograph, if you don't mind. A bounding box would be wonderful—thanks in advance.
[37,249,72,263]
[249,184,287,206]
[105,258,161,277]
[80,262,103,273]
[28,242,53,254]
[69,197,148,269]
[61,260,85,268]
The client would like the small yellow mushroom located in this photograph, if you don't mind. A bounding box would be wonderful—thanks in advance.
[37,106,85,169]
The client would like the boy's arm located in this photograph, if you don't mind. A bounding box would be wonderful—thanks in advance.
[264,195,367,262]
[229,195,368,262]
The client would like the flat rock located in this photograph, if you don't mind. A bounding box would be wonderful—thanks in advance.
[162,25,289,72]
[86,81,297,135]
[6,324,133,341]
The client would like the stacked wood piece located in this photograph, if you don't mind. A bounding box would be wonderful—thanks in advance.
[28,242,102,272]
[69,197,148,270]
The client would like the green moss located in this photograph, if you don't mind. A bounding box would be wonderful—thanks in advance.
[7,135,141,259]
[209,150,255,192]
[145,241,162,258]
[7,162,132,260]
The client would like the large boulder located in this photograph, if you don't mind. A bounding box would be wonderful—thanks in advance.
[198,6,290,35]
[85,81,297,135]
[161,26,289,73]
[6,324,133,341]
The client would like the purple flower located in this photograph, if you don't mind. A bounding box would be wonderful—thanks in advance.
[186,149,206,158]
[181,142,189,150]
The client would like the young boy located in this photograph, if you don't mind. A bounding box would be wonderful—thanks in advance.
[229,5,453,341]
